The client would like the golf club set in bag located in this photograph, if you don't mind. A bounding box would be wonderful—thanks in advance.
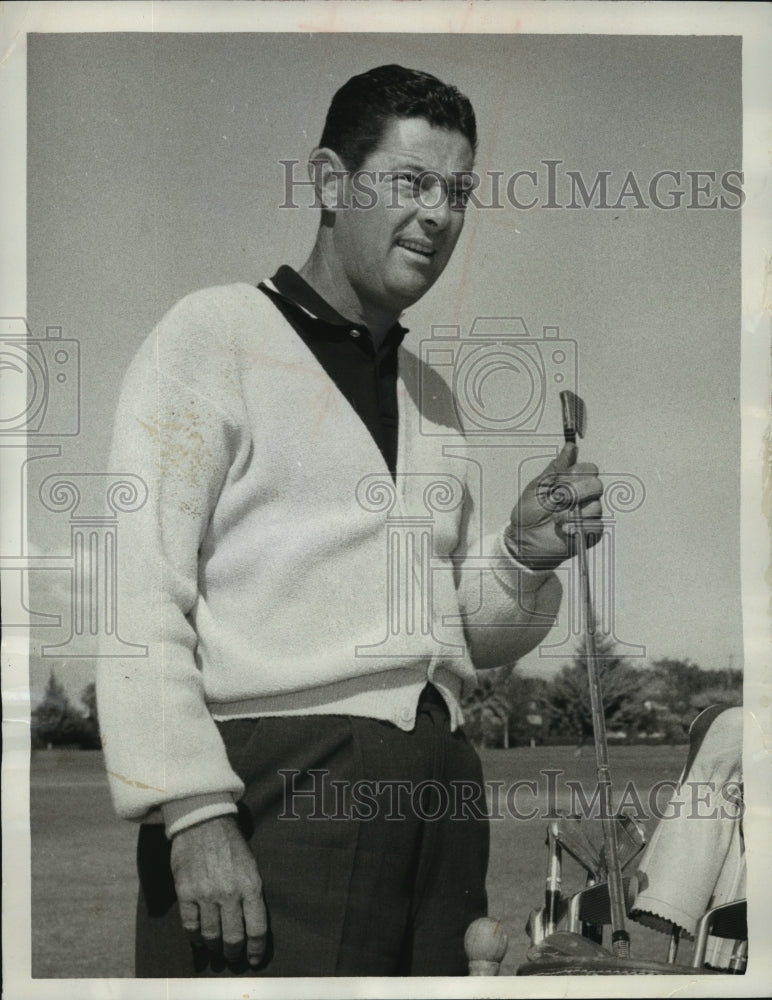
[463,392,747,976]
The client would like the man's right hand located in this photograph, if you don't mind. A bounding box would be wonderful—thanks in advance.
[169,814,268,969]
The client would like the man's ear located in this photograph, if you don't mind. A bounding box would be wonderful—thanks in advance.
[308,147,348,212]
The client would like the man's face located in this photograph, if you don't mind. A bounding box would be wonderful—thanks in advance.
[331,116,474,317]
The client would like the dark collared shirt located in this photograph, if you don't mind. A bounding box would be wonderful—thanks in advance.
[258,266,408,478]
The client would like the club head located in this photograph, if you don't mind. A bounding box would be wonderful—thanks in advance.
[559,390,587,443]
[555,816,602,880]
[598,815,646,876]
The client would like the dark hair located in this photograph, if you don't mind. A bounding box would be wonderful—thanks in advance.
[319,64,477,171]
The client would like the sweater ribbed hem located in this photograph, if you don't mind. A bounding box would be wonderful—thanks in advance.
[161,793,238,838]
[208,665,466,732]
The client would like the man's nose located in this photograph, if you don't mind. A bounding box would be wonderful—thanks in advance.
[417,182,452,231]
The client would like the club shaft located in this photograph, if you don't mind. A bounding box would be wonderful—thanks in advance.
[575,524,630,958]
[545,822,562,935]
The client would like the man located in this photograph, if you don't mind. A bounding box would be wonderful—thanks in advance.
[97,64,603,977]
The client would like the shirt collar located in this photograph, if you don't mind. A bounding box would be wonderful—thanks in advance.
[261,265,409,345]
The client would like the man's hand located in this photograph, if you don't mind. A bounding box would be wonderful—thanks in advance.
[170,814,268,970]
[506,442,603,571]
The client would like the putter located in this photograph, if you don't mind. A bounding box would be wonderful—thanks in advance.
[559,390,631,960]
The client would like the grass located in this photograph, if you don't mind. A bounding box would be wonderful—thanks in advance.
[30,744,688,978]
[31,751,137,978]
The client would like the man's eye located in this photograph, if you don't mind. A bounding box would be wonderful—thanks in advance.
[449,189,470,211]
[391,172,418,186]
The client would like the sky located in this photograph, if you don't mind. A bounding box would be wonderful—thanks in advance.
[20,30,744,703]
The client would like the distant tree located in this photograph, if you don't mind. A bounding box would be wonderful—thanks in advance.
[462,667,512,748]
[545,632,643,742]
[31,670,101,749]
[33,670,81,747]
[504,673,552,746]
[689,684,742,712]
[81,681,97,721]
[647,658,706,715]
[78,681,102,749]
[645,657,742,734]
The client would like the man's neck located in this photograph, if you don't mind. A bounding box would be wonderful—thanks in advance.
[298,248,399,345]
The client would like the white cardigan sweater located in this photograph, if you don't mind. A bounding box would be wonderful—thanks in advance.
[97,283,562,835]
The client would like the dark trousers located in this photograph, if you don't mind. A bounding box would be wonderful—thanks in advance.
[135,687,489,976]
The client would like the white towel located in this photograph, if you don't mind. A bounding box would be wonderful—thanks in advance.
[631,707,744,966]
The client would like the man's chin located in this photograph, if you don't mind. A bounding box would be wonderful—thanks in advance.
[384,271,441,310]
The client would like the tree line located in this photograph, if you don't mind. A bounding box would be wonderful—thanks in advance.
[462,633,742,749]
[33,636,742,751]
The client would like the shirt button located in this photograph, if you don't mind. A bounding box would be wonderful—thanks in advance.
[401,707,413,722]
[349,329,361,339]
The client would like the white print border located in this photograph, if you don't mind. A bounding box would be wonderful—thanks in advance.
[2,5,770,1000]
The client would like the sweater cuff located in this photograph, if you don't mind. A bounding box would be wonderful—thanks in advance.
[493,525,556,596]
[162,792,238,839]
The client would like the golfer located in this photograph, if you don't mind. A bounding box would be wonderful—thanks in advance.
[97,64,603,977]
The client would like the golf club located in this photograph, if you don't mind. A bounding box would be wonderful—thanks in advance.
[559,389,630,960]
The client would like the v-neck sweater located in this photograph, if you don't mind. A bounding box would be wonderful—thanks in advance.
[258,265,407,478]
[96,283,562,834]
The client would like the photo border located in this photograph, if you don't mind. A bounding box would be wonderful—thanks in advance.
[2,3,770,998]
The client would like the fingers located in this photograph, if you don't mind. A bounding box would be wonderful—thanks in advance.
[179,899,203,947]
[243,890,269,968]
[181,898,263,970]
[179,892,267,969]
[547,462,601,493]
[551,441,578,472]
[220,898,246,966]
[538,469,602,518]
[577,498,603,521]
[170,816,268,972]
[199,900,224,956]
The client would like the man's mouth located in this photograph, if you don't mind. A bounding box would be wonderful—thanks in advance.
[395,238,436,259]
